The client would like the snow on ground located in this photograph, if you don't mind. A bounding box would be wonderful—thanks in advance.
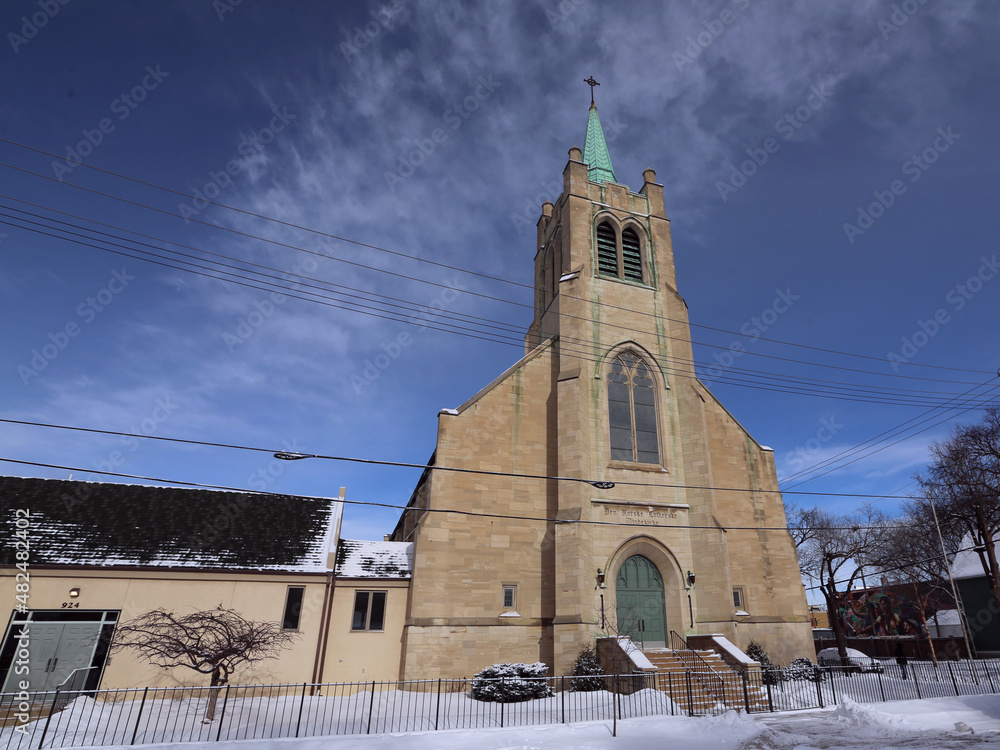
[72,695,1000,750]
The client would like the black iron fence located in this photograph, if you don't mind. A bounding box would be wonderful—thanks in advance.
[1,660,999,749]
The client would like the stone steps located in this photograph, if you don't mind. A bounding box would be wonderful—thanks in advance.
[640,649,769,712]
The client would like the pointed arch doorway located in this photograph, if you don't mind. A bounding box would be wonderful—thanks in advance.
[615,555,667,648]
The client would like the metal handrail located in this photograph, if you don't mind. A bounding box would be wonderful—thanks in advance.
[669,630,729,704]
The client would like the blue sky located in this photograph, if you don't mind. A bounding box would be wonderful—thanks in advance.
[1,0,998,543]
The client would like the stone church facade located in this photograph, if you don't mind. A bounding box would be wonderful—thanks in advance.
[390,102,813,678]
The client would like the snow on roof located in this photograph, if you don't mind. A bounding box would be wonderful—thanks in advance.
[928,609,962,625]
[335,539,413,578]
[950,532,998,580]
[0,476,341,573]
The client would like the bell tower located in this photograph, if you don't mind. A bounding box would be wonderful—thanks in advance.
[526,91,682,370]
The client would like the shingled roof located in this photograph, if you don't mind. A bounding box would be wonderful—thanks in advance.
[0,476,341,572]
[335,539,413,578]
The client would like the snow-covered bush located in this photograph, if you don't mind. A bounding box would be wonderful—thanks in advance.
[746,640,784,685]
[471,662,554,702]
[783,657,822,682]
[570,646,605,692]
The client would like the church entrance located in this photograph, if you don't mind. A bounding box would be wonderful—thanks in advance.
[615,555,667,648]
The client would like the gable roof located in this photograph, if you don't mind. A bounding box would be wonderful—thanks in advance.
[335,539,413,578]
[0,476,341,572]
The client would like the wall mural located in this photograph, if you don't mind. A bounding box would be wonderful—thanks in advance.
[835,586,953,638]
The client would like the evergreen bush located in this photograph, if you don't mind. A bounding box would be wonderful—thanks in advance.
[471,662,554,703]
[746,640,784,685]
[784,657,822,682]
[570,646,605,692]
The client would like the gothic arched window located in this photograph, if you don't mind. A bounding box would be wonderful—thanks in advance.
[607,352,659,464]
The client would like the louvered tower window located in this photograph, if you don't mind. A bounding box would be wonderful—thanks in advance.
[596,222,618,276]
[607,352,660,464]
[622,228,643,282]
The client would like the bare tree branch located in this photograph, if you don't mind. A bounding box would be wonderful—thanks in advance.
[112,606,298,718]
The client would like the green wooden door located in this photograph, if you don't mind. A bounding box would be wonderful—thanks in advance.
[615,555,667,648]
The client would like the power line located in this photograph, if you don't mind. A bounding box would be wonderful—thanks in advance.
[3,207,997,410]
[0,455,901,533]
[0,417,938,501]
[782,379,999,487]
[0,140,992,379]
[801,544,973,594]
[3,190,987,391]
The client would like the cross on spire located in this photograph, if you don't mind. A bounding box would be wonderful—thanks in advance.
[584,76,600,107]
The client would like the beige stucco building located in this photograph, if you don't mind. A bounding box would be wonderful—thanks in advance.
[388,102,812,677]
[0,477,413,691]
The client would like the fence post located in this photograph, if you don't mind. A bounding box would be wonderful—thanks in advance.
[215,685,231,742]
[913,667,921,699]
[366,681,376,734]
[877,668,886,703]
[39,688,61,750]
[130,687,149,746]
[612,676,617,738]
[830,669,838,705]
[815,670,824,709]
[653,672,659,716]
[295,683,307,738]
[685,670,694,717]
[668,672,675,716]
[561,676,566,724]
[985,662,996,693]
[434,679,441,731]
[766,679,773,713]
[948,663,959,696]
[741,670,751,713]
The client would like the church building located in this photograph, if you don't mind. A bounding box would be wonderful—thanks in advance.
[389,94,813,677]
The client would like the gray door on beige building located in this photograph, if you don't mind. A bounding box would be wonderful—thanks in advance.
[1,621,101,692]
[615,555,667,648]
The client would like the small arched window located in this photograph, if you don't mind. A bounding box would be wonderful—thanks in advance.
[596,222,618,277]
[607,352,659,464]
[622,228,643,283]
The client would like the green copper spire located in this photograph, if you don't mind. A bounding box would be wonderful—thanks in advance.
[583,103,616,184]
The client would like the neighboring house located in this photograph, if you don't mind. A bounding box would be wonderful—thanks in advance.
[809,605,830,629]
[0,476,412,690]
[327,539,412,683]
[925,609,964,639]
[387,101,812,679]
[950,533,1000,655]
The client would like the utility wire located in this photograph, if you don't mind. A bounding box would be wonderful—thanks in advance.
[0,455,905,532]
[782,379,999,487]
[0,417,942,501]
[2,191,987,391]
[3,208,996,409]
[0,143,992,378]
[801,544,975,594]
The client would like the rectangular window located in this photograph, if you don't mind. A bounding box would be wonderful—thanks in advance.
[733,587,744,609]
[351,591,387,631]
[502,585,517,609]
[282,586,305,630]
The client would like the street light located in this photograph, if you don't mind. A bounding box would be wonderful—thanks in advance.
[273,452,614,489]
